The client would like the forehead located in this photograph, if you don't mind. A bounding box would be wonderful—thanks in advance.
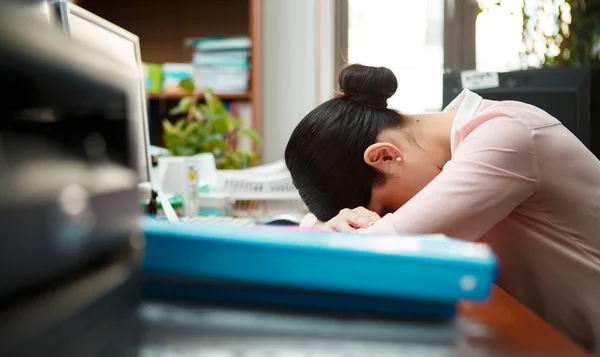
[368,179,412,215]
[367,184,392,215]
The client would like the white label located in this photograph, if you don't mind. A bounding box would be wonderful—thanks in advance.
[460,71,499,90]
[326,235,422,254]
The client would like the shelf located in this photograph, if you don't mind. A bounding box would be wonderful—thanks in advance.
[147,92,252,101]
[77,0,250,63]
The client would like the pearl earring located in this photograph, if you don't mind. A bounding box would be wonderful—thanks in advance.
[395,153,402,162]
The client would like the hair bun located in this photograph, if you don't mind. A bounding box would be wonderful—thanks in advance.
[338,64,397,109]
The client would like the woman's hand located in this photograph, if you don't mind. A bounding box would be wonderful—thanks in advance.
[315,207,381,232]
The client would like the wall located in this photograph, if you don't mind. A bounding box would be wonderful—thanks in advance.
[260,0,335,163]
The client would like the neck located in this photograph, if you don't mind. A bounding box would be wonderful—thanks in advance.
[406,111,455,167]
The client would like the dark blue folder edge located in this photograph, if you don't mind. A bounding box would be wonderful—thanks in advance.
[143,274,457,320]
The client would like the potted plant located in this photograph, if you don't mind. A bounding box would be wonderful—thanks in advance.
[162,79,262,169]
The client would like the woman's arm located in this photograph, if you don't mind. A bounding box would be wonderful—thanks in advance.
[363,116,538,240]
[299,213,319,228]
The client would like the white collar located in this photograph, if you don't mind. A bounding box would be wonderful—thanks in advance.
[444,89,483,154]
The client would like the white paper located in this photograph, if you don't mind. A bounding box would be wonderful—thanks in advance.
[460,70,499,90]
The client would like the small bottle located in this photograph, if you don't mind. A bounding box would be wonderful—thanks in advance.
[183,161,199,217]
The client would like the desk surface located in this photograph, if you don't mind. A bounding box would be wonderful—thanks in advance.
[141,285,591,357]
[458,286,591,356]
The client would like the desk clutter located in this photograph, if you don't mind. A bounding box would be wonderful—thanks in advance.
[153,155,307,222]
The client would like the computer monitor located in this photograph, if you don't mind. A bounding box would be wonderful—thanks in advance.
[442,68,599,156]
[51,0,153,200]
[0,0,140,302]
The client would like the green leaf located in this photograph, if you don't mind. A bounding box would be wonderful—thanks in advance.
[237,151,250,169]
[238,128,263,146]
[232,149,259,169]
[249,152,261,164]
[203,87,216,109]
[212,116,229,136]
[230,118,243,129]
[228,152,242,169]
[163,132,181,143]
[201,137,228,152]
[203,87,227,115]
[175,146,196,156]
[168,96,194,115]
[162,119,176,133]
[187,135,201,147]
[182,121,202,137]
[179,78,196,93]
[216,153,239,170]
[198,103,211,113]
[162,132,182,154]
[174,119,186,132]
[197,103,222,121]
[194,108,204,121]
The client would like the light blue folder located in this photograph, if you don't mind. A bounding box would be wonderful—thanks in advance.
[142,219,496,318]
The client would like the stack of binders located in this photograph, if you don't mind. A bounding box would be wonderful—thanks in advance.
[142,219,497,320]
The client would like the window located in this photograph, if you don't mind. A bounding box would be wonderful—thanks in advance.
[348,0,445,113]
[476,0,524,72]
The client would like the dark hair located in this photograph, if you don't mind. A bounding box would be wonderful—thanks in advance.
[284,64,407,221]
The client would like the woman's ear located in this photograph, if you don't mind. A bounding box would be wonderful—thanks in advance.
[363,142,403,169]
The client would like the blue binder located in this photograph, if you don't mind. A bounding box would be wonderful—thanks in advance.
[142,219,496,318]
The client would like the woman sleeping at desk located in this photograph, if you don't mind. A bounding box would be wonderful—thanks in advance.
[284,64,600,352]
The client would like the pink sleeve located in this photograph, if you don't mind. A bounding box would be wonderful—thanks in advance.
[364,117,538,241]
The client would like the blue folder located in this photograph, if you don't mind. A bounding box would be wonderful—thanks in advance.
[141,219,496,318]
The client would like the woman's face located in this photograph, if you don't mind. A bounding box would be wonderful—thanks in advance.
[365,143,443,216]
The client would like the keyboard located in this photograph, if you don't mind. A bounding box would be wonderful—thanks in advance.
[181,215,256,228]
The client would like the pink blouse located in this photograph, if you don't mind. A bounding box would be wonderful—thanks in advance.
[302,89,600,350]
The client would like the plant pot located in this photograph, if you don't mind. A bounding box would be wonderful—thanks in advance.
[156,153,217,195]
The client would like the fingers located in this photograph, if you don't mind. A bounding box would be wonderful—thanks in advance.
[337,208,368,229]
[320,206,382,233]
[352,206,381,221]
[334,207,380,230]
[344,207,380,228]
[347,215,373,229]
[331,221,356,232]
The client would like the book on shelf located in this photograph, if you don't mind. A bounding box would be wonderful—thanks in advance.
[186,36,251,52]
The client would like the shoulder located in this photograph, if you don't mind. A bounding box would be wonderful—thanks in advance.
[452,115,538,182]
[478,100,561,129]
[457,114,534,155]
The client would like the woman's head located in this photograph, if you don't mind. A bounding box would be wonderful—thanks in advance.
[285,64,447,221]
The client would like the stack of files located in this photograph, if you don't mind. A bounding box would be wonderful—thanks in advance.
[141,219,497,320]
[189,36,251,94]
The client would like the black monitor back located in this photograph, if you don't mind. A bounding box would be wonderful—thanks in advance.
[0,1,141,298]
[442,68,600,157]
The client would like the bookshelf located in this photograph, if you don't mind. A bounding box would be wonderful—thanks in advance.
[74,0,261,148]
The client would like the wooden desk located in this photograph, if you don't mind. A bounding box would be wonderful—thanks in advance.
[457,286,591,357]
